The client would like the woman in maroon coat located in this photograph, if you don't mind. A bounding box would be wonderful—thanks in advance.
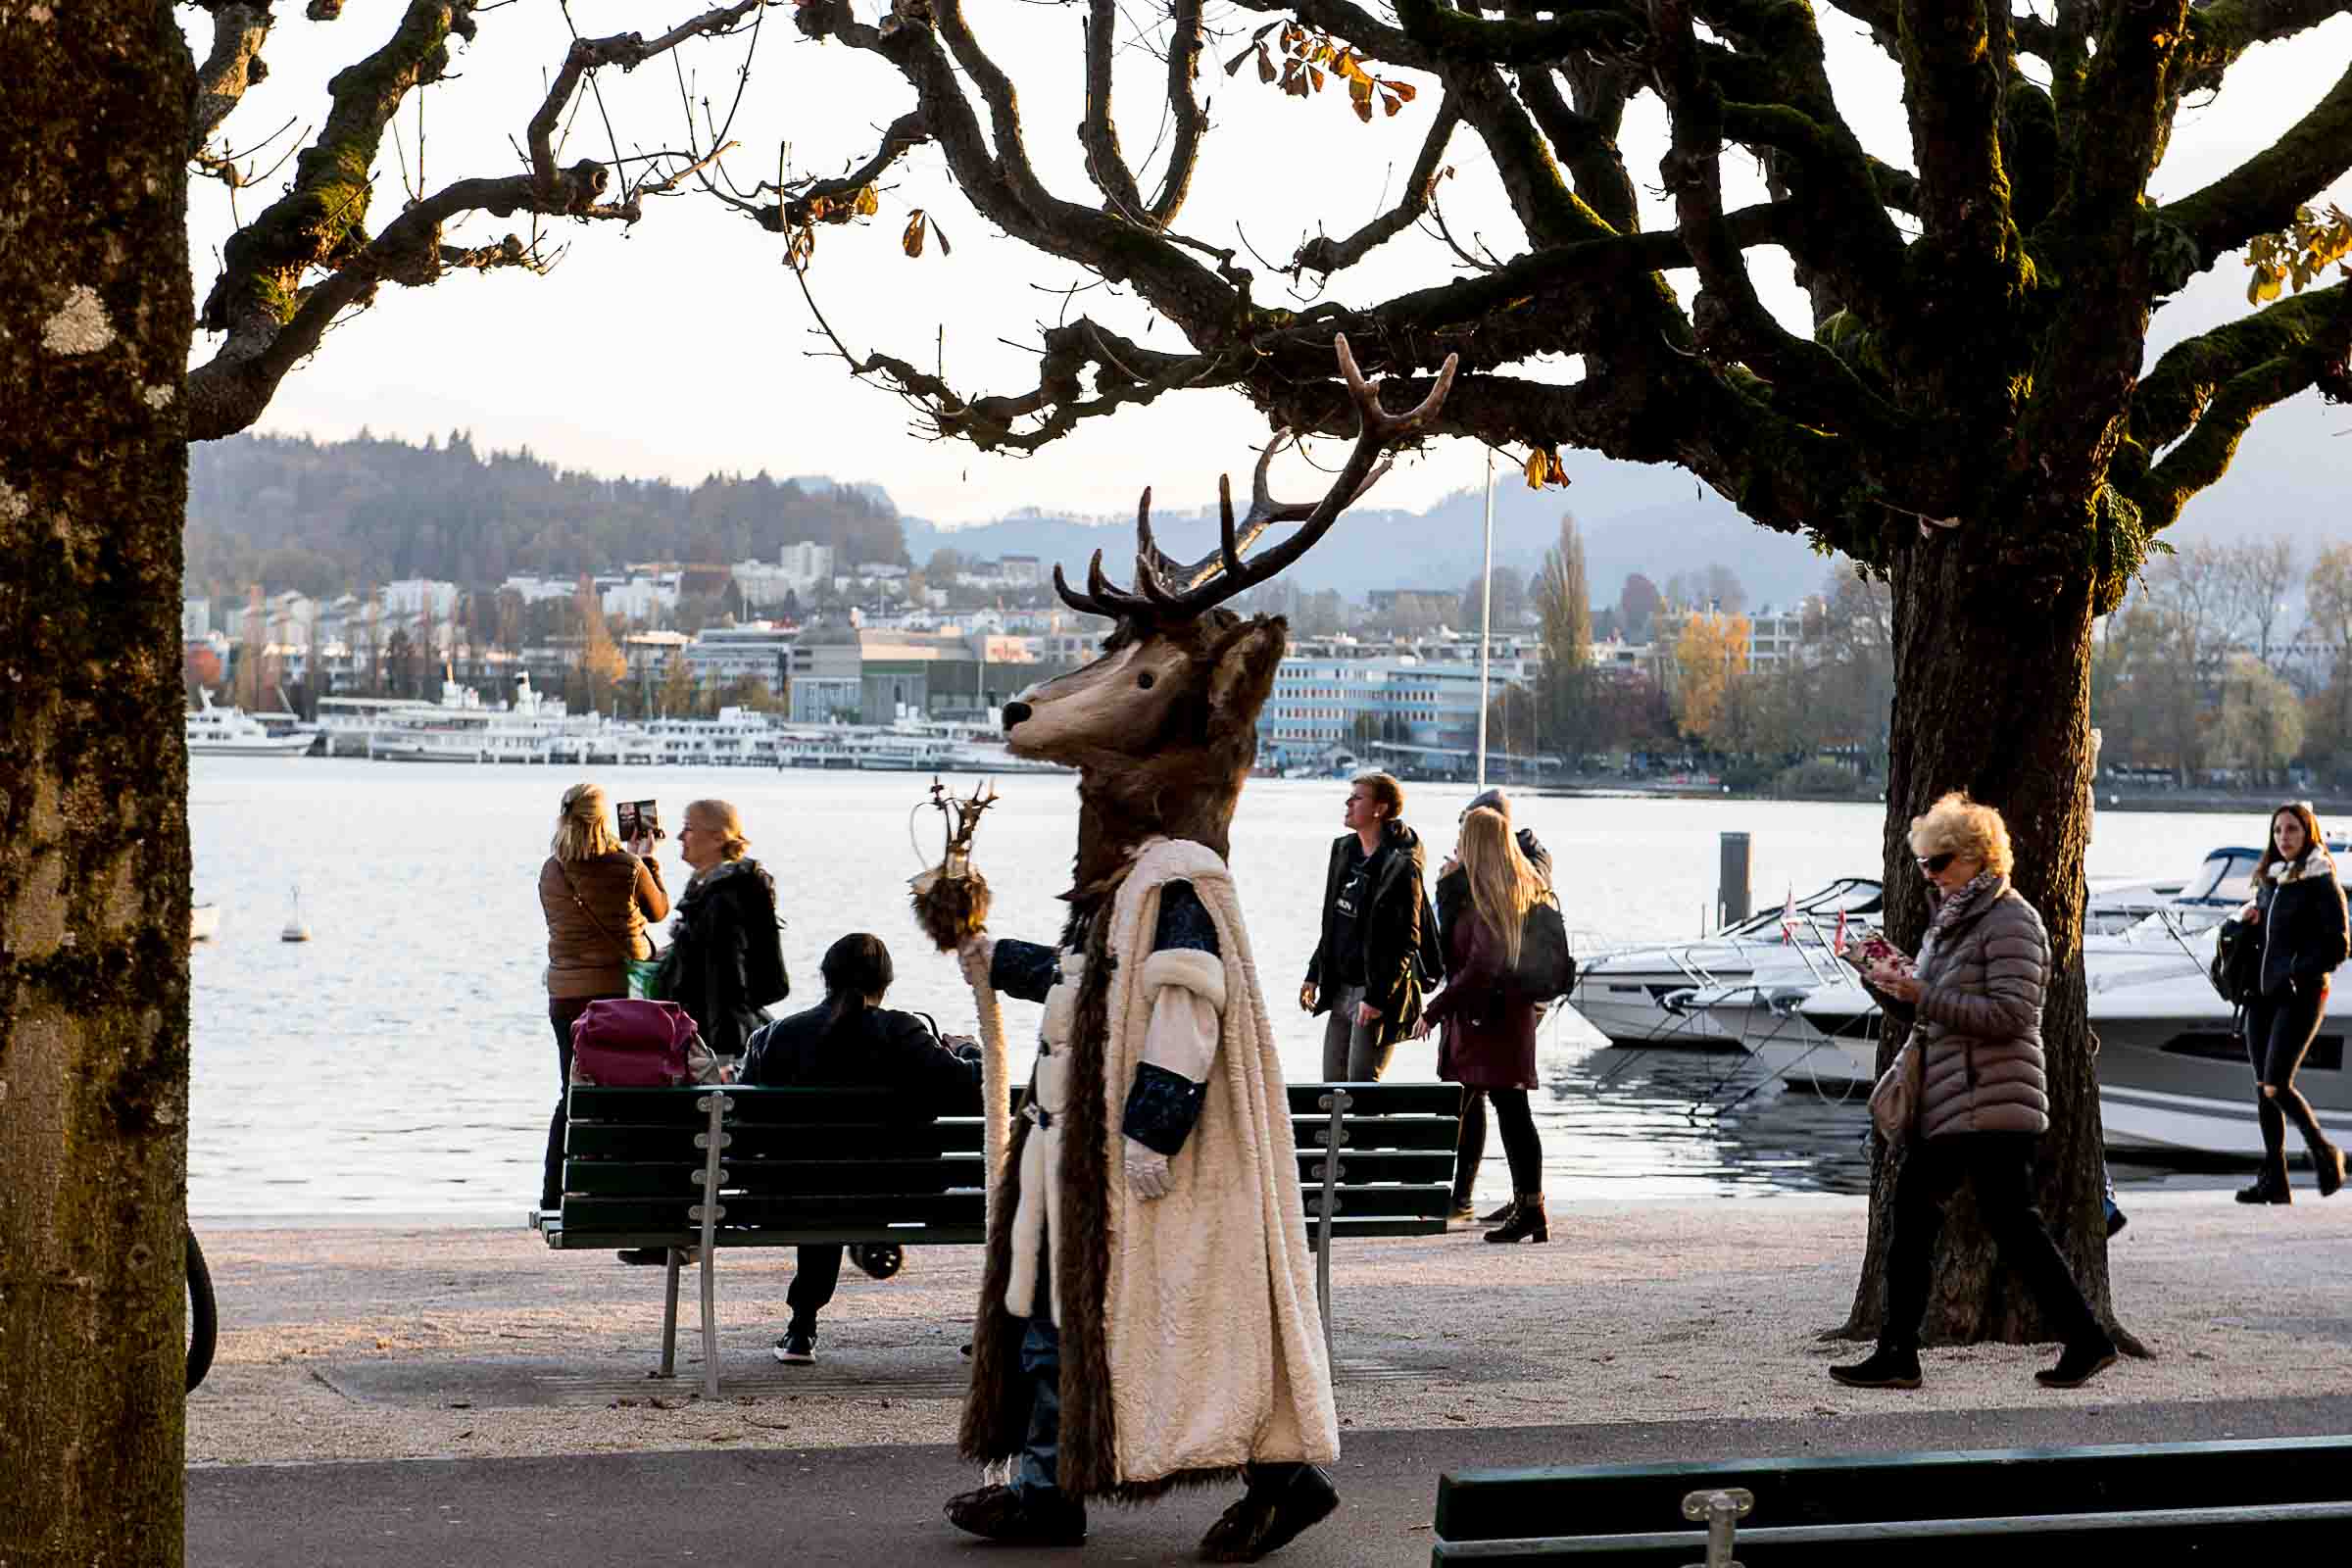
[1411,808,1552,1243]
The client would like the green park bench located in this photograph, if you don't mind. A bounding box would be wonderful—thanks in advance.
[1428,1435,2352,1563]
[539,1080,1461,1396]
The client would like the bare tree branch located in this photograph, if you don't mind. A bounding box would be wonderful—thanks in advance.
[1079,0,1150,218]
[2157,60,2352,273]
[1294,103,1460,275]
[192,2,274,154]
[1149,0,1208,225]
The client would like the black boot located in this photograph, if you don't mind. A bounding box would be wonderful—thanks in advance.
[1828,1343,1921,1390]
[2036,1331,2120,1389]
[2314,1140,2346,1199]
[944,1484,1087,1546]
[1479,1198,1518,1224]
[2240,1097,2292,1202]
[1200,1465,1340,1563]
[1485,1193,1546,1244]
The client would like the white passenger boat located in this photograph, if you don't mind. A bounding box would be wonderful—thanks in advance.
[185,691,318,757]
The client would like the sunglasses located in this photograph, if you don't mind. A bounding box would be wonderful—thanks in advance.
[1915,852,1957,875]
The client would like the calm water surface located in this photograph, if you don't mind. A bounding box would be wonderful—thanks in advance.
[187,760,2245,1219]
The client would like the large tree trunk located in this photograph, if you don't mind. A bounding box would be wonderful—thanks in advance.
[1838,516,2126,1347]
[0,7,196,1563]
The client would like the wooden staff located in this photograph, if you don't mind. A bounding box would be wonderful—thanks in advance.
[907,779,1008,1217]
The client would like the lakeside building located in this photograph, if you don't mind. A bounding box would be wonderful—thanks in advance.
[1258,652,1533,766]
[788,621,1099,724]
[685,621,797,691]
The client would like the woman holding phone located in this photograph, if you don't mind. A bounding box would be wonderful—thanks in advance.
[2230,801,2348,1203]
[536,782,667,1213]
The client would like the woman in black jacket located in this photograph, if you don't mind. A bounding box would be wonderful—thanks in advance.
[741,933,983,1364]
[665,798,790,1059]
[2232,802,2348,1202]
[1300,772,1441,1082]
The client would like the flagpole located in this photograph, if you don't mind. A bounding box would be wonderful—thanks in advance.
[1477,449,1494,790]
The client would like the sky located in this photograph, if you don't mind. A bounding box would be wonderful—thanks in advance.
[183,3,2352,528]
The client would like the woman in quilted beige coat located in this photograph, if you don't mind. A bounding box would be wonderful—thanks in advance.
[1830,792,2117,1393]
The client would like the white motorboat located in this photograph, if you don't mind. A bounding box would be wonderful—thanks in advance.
[185,690,318,757]
[1570,878,1886,1049]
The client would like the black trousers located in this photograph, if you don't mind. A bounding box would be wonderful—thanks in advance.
[1489,1088,1544,1195]
[2244,987,2334,1163]
[542,994,619,1211]
[1883,1132,2101,1351]
[788,1247,843,1323]
[1453,1090,1488,1202]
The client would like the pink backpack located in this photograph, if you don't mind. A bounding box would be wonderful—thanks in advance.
[570,1000,702,1087]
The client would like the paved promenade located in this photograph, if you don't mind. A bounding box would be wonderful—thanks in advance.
[185,1190,2351,1563]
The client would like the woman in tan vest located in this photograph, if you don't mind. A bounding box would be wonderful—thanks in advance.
[536,782,667,1212]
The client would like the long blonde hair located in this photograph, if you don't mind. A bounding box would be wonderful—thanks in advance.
[685,798,751,861]
[1461,808,1544,967]
[553,782,620,861]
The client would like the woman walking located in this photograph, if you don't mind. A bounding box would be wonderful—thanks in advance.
[536,782,666,1212]
[2231,802,2348,1203]
[1832,792,2117,1392]
[1411,808,1552,1244]
[666,798,790,1060]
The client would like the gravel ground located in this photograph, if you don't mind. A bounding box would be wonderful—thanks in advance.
[186,1190,2352,1467]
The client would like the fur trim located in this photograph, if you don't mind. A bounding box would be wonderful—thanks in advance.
[2271,846,2335,883]
[1140,947,1227,1009]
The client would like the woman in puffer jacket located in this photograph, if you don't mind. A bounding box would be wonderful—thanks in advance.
[1830,792,2117,1394]
[2230,801,2348,1203]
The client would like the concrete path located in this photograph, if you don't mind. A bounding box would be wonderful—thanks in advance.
[187,1396,2351,1567]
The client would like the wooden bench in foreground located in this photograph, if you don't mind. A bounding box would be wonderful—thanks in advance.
[539,1080,1461,1396]
[1430,1434,2352,1563]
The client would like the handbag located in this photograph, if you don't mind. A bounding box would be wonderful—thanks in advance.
[1869,1041,1924,1143]
[569,999,702,1087]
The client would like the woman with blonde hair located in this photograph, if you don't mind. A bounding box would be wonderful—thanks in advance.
[2230,800,2347,1202]
[1410,808,1553,1243]
[537,782,667,1212]
[664,798,790,1060]
[1832,791,2116,1392]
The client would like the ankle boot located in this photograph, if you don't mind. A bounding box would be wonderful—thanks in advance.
[2312,1139,2345,1199]
[1485,1193,1547,1244]
[1828,1343,1922,1390]
[1479,1198,1518,1225]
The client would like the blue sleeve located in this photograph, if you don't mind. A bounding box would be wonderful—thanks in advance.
[989,938,1062,1004]
[1122,881,1218,1155]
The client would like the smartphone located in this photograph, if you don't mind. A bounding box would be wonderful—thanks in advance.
[617,800,661,841]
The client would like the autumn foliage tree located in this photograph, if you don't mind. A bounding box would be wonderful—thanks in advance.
[752,0,2352,1347]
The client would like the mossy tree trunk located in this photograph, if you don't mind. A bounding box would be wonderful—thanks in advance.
[0,6,196,1564]
[1838,511,2119,1347]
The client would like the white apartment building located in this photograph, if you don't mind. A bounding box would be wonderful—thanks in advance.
[602,573,680,622]
[685,621,796,689]
[501,574,576,605]
[383,577,460,617]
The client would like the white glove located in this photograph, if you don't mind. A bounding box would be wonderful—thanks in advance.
[956,932,995,982]
[1123,1137,1173,1200]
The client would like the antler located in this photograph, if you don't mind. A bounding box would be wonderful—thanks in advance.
[1051,335,1459,621]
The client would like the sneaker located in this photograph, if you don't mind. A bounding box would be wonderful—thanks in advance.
[772,1322,816,1365]
[2235,1180,2291,1204]
[1827,1345,1921,1390]
[2036,1335,2118,1389]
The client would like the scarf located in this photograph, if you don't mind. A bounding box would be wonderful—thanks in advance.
[1917,868,2001,974]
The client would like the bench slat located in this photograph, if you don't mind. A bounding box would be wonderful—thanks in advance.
[1295,1116,1462,1152]
[563,1158,984,1198]
[546,1214,1441,1250]
[1434,1435,2352,1543]
[565,1123,976,1159]
[1428,1500,2352,1564]
[1285,1083,1462,1116]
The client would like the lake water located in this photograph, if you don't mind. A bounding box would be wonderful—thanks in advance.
[187,760,2251,1220]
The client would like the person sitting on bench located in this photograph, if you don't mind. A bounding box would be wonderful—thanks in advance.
[739,933,983,1366]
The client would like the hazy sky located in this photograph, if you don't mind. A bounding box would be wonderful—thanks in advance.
[185,3,2352,526]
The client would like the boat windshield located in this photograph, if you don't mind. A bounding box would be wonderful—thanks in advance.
[2179,847,2262,906]
[1723,878,1884,937]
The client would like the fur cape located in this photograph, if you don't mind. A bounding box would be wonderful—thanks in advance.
[957,838,1339,1498]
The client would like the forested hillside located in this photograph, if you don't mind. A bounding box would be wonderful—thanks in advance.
[185,432,907,595]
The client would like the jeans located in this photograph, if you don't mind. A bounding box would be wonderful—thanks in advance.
[2244,986,2334,1162]
[1882,1132,2102,1351]
[1489,1088,1544,1195]
[1320,985,1395,1081]
[542,994,619,1210]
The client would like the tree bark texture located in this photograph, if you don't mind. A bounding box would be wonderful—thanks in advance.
[0,7,195,1565]
[1839,518,2115,1346]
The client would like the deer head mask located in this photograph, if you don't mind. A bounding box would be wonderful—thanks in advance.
[1000,336,1458,904]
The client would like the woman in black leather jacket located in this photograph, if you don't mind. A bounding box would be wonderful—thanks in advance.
[665,798,789,1059]
[2233,801,2348,1203]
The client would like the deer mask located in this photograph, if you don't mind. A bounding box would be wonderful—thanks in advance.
[1000,335,1458,905]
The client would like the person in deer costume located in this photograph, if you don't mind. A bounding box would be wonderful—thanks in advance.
[942,339,1456,1561]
